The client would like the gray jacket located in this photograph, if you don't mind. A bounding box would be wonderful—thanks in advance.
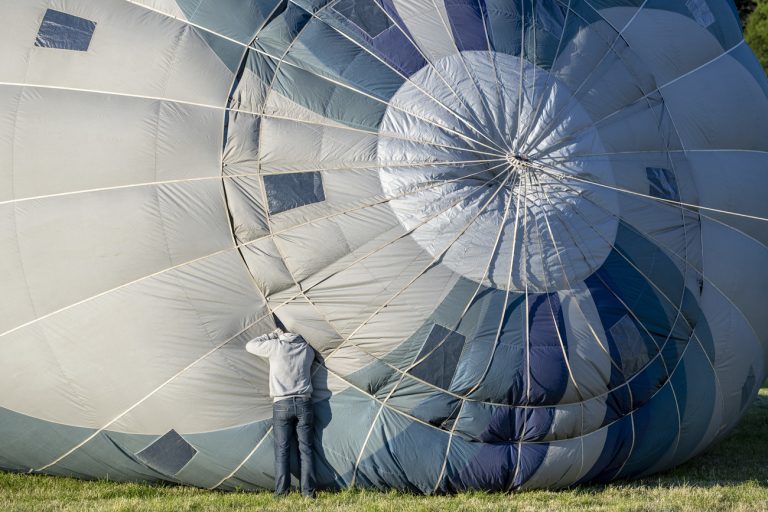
[245,329,315,402]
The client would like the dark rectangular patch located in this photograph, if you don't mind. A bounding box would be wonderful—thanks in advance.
[409,324,466,390]
[263,171,325,215]
[135,429,197,476]
[646,167,680,202]
[35,9,96,52]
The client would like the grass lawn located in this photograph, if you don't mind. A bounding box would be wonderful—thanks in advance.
[1,387,766,512]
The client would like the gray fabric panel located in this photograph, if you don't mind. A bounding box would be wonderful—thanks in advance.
[136,429,197,476]
[35,9,96,51]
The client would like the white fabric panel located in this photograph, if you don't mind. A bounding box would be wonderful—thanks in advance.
[617,9,728,85]
[688,150,768,246]
[391,0,458,62]
[7,86,223,200]
[699,270,765,434]
[661,54,768,152]
[19,0,236,106]
[0,251,267,431]
[5,181,231,322]
[701,218,768,356]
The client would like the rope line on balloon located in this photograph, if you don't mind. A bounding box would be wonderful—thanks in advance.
[525,179,597,485]
[347,168,518,487]
[430,165,521,493]
[527,38,747,160]
[514,0,573,153]
[303,6,510,158]
[537,148,768,163]
[476,0,513,152]
[209,424,274,490]
[519,0,651,155]
[530,171,685,481]
[532,176,667,363]
[0,79,504,162]
[114,1,512,157]
[215,164,516,487]
[0,159,507,207]
[510,168,531,492]
[0,162,508,340]
[530,166,730,418]
[367,0,511,151]
[526,180,588,403]
[532,168,729,449]
[427,0,514,153]
[205,277,711,492]
[433,164,528,491]
[512,0,528,155]
[32,146,521,476]
[533,162,768,224]
[122,0,502,153]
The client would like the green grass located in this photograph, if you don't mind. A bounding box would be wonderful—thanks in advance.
[2,387,767,511]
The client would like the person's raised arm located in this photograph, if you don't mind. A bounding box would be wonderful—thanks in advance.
[245,328,282,357]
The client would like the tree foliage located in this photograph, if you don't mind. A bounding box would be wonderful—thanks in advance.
[745,0,768,73]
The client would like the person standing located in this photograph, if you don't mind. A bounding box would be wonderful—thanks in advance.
[246,318,316,498]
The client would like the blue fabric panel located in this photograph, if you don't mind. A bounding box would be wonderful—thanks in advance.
[410,393,460,429]
[481,406,554,443]
[668,342,714,463]
[35,9,96,52]
[445,0,490,52]
[135,429,197,476]
[483,0,523,55]
[603,384,633,426]
[512,442,549,488]
[526,293,569,405]
[451,290,525,397]
[615,384,680,479]
[0,405,95,472]
[271,62,388,130]
[355,407,448,493]
[439,436,515,492]
[644,0,742,49]
[333,0,392,37]
[409,324,466,389]
[254,2,312,56]
[372,24,427,75]
[347,0,428,76]
[646,167,681,202]
[627,355,668,409]
[586,273,659,380]
[176,0,284,42]
[263,171,325,214]
[289,20,405,100]
[576,413,634,484]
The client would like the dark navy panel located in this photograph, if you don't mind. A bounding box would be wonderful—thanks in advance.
[135,429,197,476]
[614,384,680,479]
[646,167,680,202]
[526,293,569,405]
[576,413,634,484]
[445,0,490,52]
[35,9,96,52]
[409,324,466,389]
[263,171,325,214]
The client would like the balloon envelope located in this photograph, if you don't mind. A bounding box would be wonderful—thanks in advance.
[1,0,767,492]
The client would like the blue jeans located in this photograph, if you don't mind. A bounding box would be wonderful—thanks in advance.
[273,397,315,496]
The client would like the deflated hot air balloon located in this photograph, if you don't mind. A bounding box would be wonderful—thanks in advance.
[1,0,767,493]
